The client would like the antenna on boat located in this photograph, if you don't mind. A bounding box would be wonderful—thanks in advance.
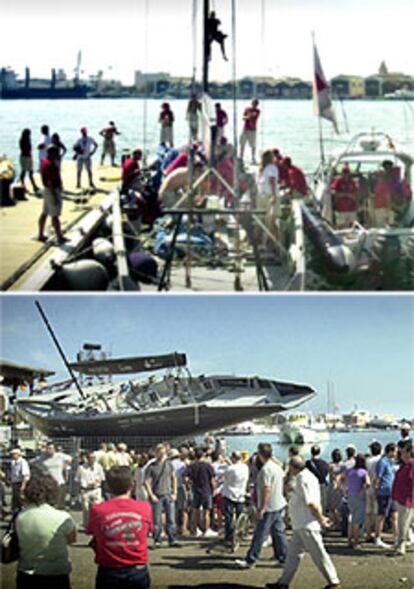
[34,300,86,399]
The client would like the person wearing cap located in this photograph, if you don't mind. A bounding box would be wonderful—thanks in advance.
[73,127,98,191]
[240,99,260,164]
[222,451,249,543]
[99,121,121,166]
[266,456,341,589]
[10,448,30,512]
[38,144,67,244]
[159,103,175,148]
[330,165,358,228]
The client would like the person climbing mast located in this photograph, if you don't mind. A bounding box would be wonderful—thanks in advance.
[207,11,228,62]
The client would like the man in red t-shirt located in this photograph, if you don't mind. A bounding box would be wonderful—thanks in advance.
[87,466,153,589]
[392,440,414,556]
[215,103,228,143]
[121,148,143,193]
[240,99,260,164]
[38,144,67,244]
[283,157,308,198]
[330,165,359,228]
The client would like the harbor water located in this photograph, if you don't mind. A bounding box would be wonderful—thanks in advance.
[223,429,403,462]
[2,98,414,172]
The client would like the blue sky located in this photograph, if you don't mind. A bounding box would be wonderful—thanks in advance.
[1,294,413,419]
[2,0,413,84]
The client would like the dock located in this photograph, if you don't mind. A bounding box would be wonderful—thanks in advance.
[0,511,412,589]
[0,161,120,291]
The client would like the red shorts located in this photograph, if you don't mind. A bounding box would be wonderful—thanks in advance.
[213,493,225,515]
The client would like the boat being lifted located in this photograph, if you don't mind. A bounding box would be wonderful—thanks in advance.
[307,131,414,289]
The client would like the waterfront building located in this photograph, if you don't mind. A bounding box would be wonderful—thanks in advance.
[343,410,371,428]
[331,75,365,99]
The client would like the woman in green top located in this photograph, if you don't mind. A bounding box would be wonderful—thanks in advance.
[15,474,77,589]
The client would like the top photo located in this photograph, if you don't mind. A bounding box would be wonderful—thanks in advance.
[1,0,413,292]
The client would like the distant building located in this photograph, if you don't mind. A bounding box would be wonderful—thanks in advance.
[365,62,414,97]
[331,75,365,98]
[364,76,383,97]
[343,409,371,428]
[134,70,170,92]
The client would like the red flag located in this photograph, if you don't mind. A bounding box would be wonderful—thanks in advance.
[313,41,339,133]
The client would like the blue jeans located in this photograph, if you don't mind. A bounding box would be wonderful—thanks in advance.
[246,508,287,564]
[152,494,176,544]
[96,566,150,589]
[224,497,244,540]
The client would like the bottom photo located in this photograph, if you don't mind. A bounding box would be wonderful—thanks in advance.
[0,294,413,589]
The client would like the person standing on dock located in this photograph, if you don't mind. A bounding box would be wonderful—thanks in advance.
[37,124,51,170]
[256,149,280,250]
[75,450,104,529]
[374,442,398,548]
[37,146,67,245]
[99,121,121,166]
[215,103,228,143]
[235,443,287,570]
[121,148,143,193]
[73,127,98,191]
[240,99,260,164]
[10,448,30,512]
[266,456,341,589]
[50,133,67,170]
[18,129,40,194]
[159,103,175,148]
[186,93,202,141]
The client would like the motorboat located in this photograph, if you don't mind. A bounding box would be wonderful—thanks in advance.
[308,132,414,289]
[280,413,329,445]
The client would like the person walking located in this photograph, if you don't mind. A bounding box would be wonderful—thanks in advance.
[87,466,153,589]
[37,145,67,245]
[185,447,218,538]
[345,454,370,549]
[18,129,39,193]
[15,475,77,589]
[73,127,98,191]
[99,121,121,166]
[222,451,249,543]
[144,443,179,548]
[75,450,105,529]
[10,448,30,513]
[235,443,287,569]
[159,103,175,148]
[392,440,414,555]
[375,442,398,548]
[240,99,260,164]
[266,456,341,589]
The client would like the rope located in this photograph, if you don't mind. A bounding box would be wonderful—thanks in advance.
[142,0,149,164]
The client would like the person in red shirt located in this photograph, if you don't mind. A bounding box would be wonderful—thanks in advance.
[283,157,308,198]
[240,99,260,164]
[215,103,228,143]
[272,149,289,184]
[121,148,142,193]
[87,465,153,589]
[330,165,359,228]
[392,440,414,556]
[38,144,67,244]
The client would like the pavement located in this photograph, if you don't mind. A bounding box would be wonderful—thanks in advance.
[1,509,413,589]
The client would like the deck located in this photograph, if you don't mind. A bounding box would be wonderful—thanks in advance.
[0,161,120,291]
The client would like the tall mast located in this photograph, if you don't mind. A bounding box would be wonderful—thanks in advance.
[35,300,86,399]
[202,0,210,93]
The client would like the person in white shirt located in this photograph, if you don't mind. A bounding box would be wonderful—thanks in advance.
[37,124,51,169]
[33,442,72,509]
[116,443,132,467]
[222,451,249,542]
[266,456,341,589]
[236,443,287,569]
[73,127,98,190]
[10,448,30,512]
[256,149,280,250]
[75,451,104,527]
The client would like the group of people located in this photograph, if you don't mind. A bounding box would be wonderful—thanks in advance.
[330,159,412,229]
[3,425,413,589]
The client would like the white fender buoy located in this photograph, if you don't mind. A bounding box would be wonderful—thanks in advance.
[92,237,115,266]
[61,260,109,291]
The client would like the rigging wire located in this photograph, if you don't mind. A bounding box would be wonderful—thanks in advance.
[260,0,266,153]
[142,0,149,164]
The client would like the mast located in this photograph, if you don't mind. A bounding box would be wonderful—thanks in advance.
[35,300,86,399]
[202,0,210,93]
